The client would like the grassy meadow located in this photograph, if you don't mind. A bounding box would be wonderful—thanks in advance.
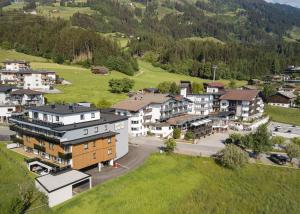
[265,105,300,126]
[54,154,300,214]
[0,143,51,214]
[0,48,245,106]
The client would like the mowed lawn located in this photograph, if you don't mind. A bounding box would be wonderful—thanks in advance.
[0,48,245,105]
[265,105,300,126]
[0,143,51,214]
[54,154,300,214]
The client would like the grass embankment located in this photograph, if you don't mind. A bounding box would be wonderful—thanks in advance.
[55,154,300,214]
[0,48,245,105]
[0,143,51,213]
[265,105,300,126]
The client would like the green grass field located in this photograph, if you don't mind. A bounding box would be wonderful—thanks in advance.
[54,154,300,214]
[0,48,245,106]
[0,143,51,213]
[265,105,300,126]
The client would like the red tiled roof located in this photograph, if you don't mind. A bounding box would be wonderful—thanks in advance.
[205,82,225,88]
[220,89,260,101]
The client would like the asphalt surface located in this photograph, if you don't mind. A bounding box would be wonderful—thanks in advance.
[84,144,157,186]
[268,122,300,138]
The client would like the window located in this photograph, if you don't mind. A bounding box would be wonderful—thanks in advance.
[33,112,38,119]
[107,138,112,144]
[55,116,59,122]
[107,148,112,155]
[84,129,88,135]
[93,153,96,159]
[7,108,13,112]
[93,141,96,147]
[43,114,48,121]
[94,127,98,133]
[131,121,139,124]
[84,143,88,150]
[91,113,95,118]
[80,114,85,120]
[131,127,138,131]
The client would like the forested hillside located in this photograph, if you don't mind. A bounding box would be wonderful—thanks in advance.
[1,0,300,79]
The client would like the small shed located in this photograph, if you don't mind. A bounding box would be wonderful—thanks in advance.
[35,170,91,207]
[91,66,109,75]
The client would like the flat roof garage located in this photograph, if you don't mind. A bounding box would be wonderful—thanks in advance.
[35,170,91,207]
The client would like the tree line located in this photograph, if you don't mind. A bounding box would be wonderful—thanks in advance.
[0,12,138,75]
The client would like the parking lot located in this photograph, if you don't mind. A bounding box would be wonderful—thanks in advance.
[268,122,300,138]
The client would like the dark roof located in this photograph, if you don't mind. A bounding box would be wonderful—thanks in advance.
[204,82,225,88]
[53,113,127,131]
[10,89,43,95]
[29,104,98,115]
[166,114,207,126]
[0,69,55,74]
[0,85,16,93]
[61,131,118,145]
[3,60,28,64]
[220,90,260,101]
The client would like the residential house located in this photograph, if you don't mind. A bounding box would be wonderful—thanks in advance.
[3,60,30,71]
[203,82,226,112]
[9,104,129,170]
[219,89,264,121]
[0,60,56,90]
[180,81,214,116]
[278,84,296,93]
[112,93,191,137]
[267,91,296,108]
[10,89,45,106]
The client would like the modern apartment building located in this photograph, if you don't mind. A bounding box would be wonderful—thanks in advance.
[0,60,56,90]
[203,82,226,112]
[112,93,191,137]
[219,89,264,121]
[180,81,214,116]
[9,104,128,169]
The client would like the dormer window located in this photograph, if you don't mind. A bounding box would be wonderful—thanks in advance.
[55,116,59,122]
[33,112,38,119]
[80,114,85,120]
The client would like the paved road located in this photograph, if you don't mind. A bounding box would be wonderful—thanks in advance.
[84,144,156,186]
[130,134,227,157]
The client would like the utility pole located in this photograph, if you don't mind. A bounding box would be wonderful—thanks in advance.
[212,65,217,82]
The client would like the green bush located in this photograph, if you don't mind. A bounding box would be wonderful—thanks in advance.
[217,144,249,169]
[108,78,135,93]
[164,138,176,153]
[286,143,300,161]
[173,128,181,139]
[184,131,195,140]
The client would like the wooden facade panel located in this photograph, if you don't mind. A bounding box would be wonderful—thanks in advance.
[72,136,116,169]
[268,94,290,104]
[22,135,64,156]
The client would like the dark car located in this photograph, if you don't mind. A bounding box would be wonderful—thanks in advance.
[269,154,288,165]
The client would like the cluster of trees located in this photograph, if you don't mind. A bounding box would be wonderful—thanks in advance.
[157,81,180,94]
[0,12,138,75]
[108,78,135,93]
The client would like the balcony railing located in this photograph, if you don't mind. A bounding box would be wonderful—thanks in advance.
[34,144,46,152]
[58,152,72,160]
[10,115,63,128]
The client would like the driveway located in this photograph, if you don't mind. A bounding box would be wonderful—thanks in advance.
[84,144,156,186]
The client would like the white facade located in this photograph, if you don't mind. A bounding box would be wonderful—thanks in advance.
[268,102,291,108]
[149,124,173,138]
[0,105,16,122]
[0,71,56,90]
[187,94,213,115]
[4,61,29,71]
[28,109,101,125]
[206,86,220,93]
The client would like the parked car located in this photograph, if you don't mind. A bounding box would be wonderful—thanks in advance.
[269,154,288,165]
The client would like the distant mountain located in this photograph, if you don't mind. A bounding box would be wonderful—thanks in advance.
[264,0,300,8]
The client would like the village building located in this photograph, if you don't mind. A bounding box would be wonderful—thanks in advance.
[267,91,296,108]
[219,89,264,121]
[278,84,296,93]
[10,89,45,106]
[203,82,226,112]
[112,93,192,137]
[9,104,129,170]
[180,81,214,116]
[0,60,56,90]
